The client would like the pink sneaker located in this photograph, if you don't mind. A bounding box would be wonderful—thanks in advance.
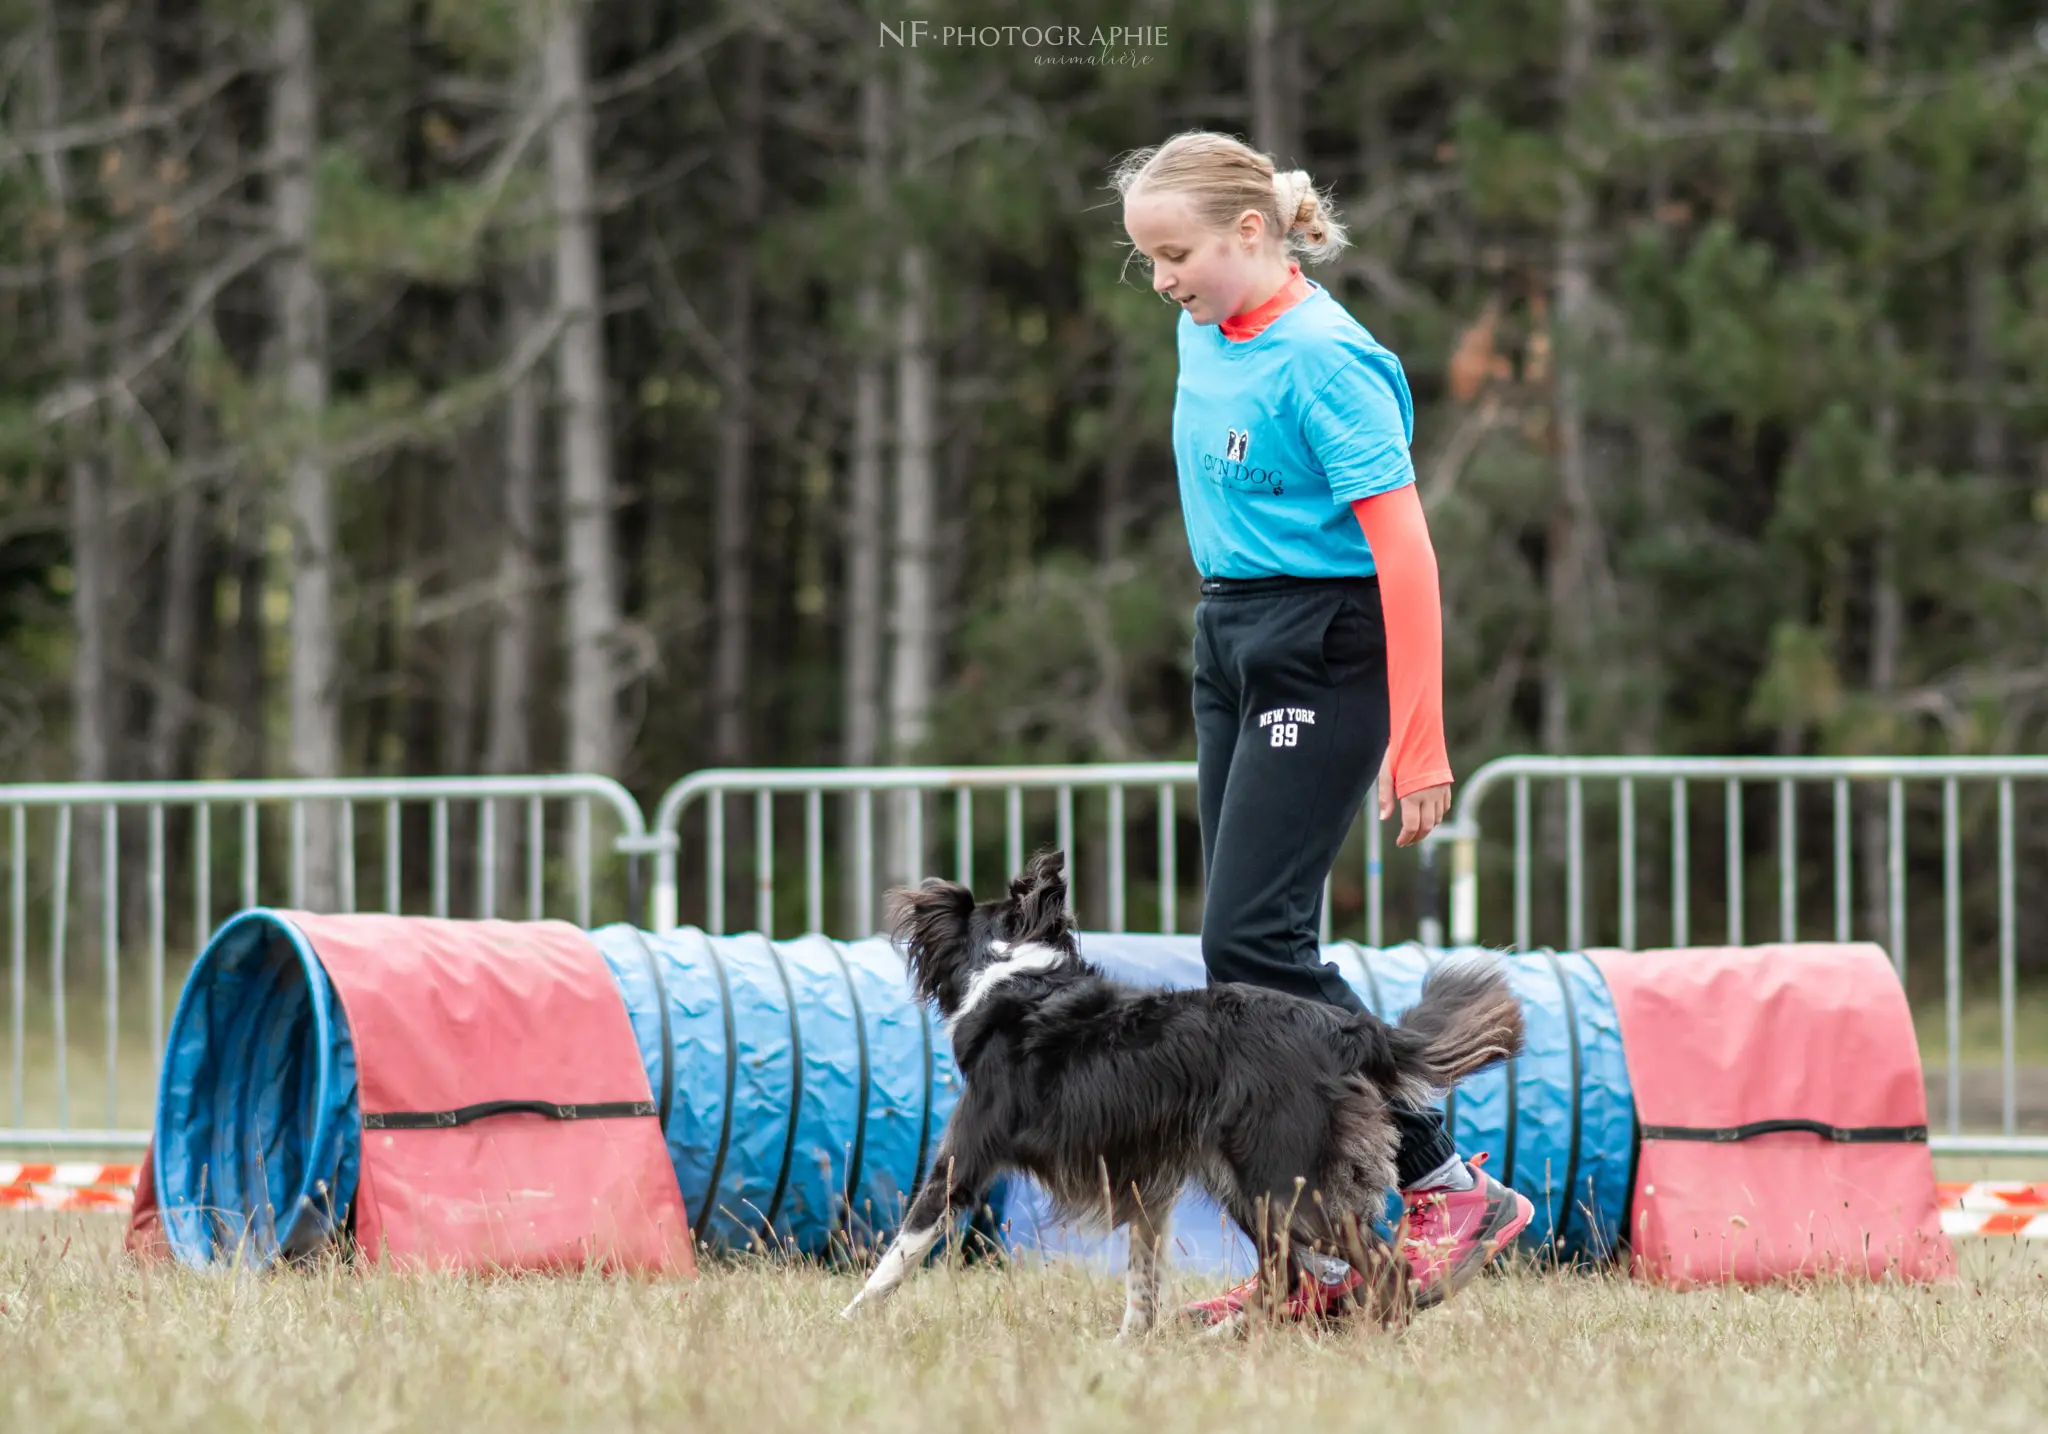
[1399,1154,1533,1308]
[1182,1265,1365,1328]
[1183,1273,1260,1326]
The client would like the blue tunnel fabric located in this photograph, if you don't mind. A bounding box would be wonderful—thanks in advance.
[1338,942,1634,1259]
[152,909,361,1268]
[588,925,961,1254]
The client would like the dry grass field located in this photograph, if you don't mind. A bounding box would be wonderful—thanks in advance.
[1,1215,2044,1434]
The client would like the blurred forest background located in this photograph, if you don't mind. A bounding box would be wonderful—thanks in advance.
[2,0,2047,951]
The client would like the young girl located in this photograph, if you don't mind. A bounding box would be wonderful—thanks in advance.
[1115,131,1533,1322]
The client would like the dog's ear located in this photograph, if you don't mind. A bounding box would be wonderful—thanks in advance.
[885,879,976,1005]
[1011,848,1064,893]
[1009,848,1074,951]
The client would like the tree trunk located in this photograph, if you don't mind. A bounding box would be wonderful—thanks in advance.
[148,477,206,781]
[545,0,621,776]
[886,239,936,884]
[1631,0,1676,549]
[439,610,483,908]
[37,1,111,950]
[272,0,343,906]
[1544,0,1604,759]
[1247,0,1300,164]
[142,8,206,786]
[886,53,937,887]
[1538,0,1611,935]
[711,29,763,767]
[1967,230,2006,478]
[36,8,107,776]
[229,497,268,780]
[843,56,889,772]
[935,280,983,642]
[841,50,892,932]
[489,262,544,903]
[1859,533,1901,949]
[1857,0,1901,959]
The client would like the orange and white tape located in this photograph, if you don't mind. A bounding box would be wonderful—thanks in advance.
[3,1168,2044,1229]
[1936,1182,2048,1239]
[0,1162,138,1213]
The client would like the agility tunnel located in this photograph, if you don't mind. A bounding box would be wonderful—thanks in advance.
[136,910,695,1273]
[135,914,1949,1285]
[146,910,360,1266]
[1588,941,1952,1285]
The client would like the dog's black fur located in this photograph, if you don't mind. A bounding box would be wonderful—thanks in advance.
[843,849,1525,1332]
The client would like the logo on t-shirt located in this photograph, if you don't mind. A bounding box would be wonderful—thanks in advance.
[1206,424,1284,496]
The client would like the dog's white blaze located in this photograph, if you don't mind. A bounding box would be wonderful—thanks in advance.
[948,941,1066,1026]
[839,1219,944,1318]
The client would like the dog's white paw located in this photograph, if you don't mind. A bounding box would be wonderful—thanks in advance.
[1201,1309,1249,1341]
[839,1295,865,1320]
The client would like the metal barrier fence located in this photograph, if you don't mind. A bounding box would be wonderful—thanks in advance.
[647,762,1400,945]
[1445,756,2048,1156]
[2,775,646,1151]
[655,758,2048,1160]
[8,760,2042,1161]
[653,763,1196,936]
[655,762,1409,942]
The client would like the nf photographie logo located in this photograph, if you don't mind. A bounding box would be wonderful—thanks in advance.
[878,21,1170,66]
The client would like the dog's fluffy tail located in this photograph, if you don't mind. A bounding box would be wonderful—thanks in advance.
[1392,958,1524,1096]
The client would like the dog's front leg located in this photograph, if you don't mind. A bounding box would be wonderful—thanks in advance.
[841,1138,988,1320]
[839,1218,945,1320]
[1118,1208,1171,1341]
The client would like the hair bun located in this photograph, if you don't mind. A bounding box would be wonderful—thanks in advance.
[1274,169,1314,229]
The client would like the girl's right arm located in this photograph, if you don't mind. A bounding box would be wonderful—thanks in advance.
[1351,483,1453,846]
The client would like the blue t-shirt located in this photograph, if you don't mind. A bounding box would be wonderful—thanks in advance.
[1171,282,1417,579]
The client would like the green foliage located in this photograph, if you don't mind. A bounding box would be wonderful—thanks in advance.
[928,532,1193,765]
[421,0,532,69]
[5,0,2047,860]
[315,150,514,288]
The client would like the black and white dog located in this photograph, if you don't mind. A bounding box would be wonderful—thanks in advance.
[839,850,1525,1336]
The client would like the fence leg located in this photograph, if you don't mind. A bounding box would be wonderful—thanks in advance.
[1450,835,1478,947]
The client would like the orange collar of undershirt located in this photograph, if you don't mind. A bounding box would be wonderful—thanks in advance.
[1220,263,1311,341]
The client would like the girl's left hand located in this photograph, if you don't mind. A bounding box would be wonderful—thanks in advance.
[1377,752,1453,848]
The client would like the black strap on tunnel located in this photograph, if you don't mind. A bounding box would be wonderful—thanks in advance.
[696,929,741,1227]
[758,932,806,1232]
[1540,949,1584,1252]
[1621,1100,1643,1246]
[624,926,675,1141]
[1641,1119,1928,1145]
[364,1099,655,1130]
[819,936,872,1238]
[1498,1048,1520,1190]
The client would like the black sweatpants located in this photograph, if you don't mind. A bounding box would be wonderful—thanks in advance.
[1191,574,1456,1190]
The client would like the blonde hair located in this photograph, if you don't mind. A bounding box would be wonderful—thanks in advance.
[1111,130,1351,264]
